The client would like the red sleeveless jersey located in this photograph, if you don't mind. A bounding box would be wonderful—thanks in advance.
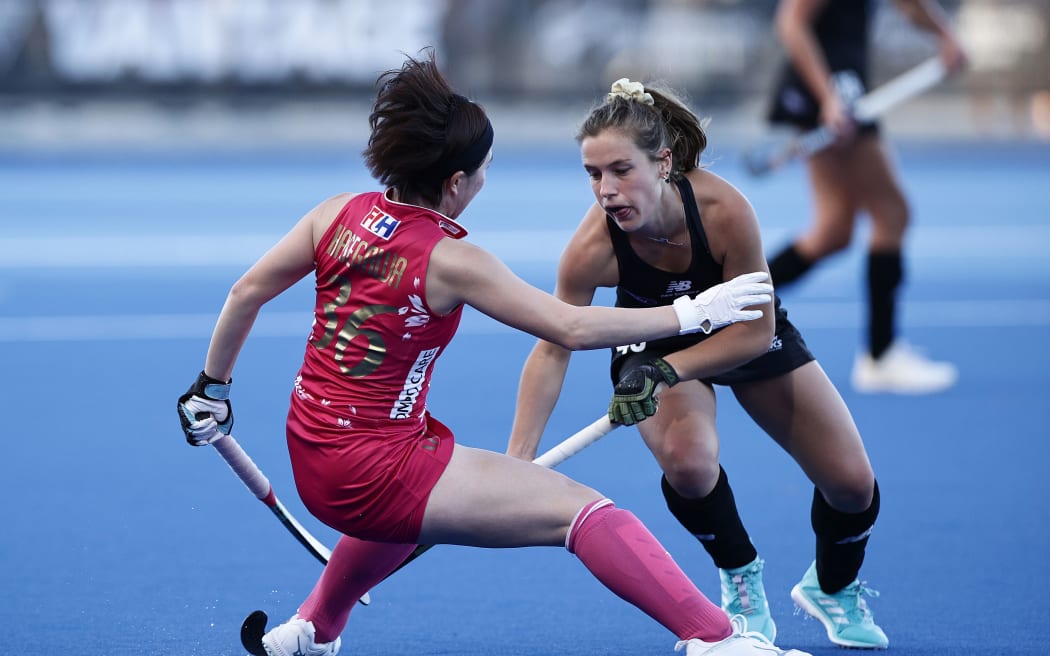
[285,192,467,542]
[294,191,468,424]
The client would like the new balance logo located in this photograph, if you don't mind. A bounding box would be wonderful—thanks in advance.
[664,280,692,296]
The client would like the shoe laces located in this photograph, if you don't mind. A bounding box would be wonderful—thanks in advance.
[836,580,880,625]
[722,561,766,614]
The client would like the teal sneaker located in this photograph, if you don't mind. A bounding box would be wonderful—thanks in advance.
[719,557,776,642]
[790,561,888,649]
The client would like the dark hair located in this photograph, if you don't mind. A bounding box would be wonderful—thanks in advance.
[364,48,492,207]
[576,81,708,179]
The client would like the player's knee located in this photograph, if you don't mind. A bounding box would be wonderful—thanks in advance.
[661,460,721,499]
[565,497,616,552]
[560,476,604,508]
[812,480,880,540]
[822,226,855,255]
[819,470,877,515]
[651,434,719,490]
[872,195,910,236]
[803,222,854,257]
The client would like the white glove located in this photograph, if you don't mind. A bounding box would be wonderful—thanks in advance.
[673,271,773,335]
[177,371,234,446]
[179,396,230,445]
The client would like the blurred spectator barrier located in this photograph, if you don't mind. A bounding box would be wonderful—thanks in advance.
[0,0,1045,111]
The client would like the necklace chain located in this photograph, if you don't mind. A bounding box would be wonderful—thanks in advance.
[647,236,685,247]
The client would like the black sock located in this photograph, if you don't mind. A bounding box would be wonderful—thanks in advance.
[662,468,757,570]
[811,481,880,593]
[768,244,814,288]
[866,252,902,359]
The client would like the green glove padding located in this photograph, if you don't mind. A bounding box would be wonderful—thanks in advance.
[608,357,680,426]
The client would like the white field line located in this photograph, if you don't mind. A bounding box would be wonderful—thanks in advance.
[1,300,1049,342]
[1,225,1048,267]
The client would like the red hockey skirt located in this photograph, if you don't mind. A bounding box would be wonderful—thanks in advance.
[286,397,455,543]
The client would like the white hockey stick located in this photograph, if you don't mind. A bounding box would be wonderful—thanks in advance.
[743,57,947,176]
[534,414,617,468]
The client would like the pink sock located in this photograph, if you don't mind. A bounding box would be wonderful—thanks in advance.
[567,500,731,642]
[298,537,417,643]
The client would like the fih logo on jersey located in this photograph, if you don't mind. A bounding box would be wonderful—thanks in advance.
[360,206,401,241]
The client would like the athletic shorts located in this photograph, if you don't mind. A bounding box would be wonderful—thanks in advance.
[610,301,815,387]
[286,395,454,543]
[768,65,880,137]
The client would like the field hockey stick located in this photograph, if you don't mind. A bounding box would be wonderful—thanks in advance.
[238,414,620,654]
[210,434,372,606]
[376,414,619,582]
[743,56,947,176]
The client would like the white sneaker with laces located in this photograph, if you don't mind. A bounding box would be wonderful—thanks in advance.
[261,615,341,656]
[851,341,958,394]
[674,615,811,655]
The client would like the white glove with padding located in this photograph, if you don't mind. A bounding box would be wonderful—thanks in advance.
[177,371,234,446]
[673,271,773,335]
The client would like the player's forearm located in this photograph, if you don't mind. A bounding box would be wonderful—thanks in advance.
[896,0,967,74]
[507,344,571,461]
[664,322,773,382]
[203,287,263,382]
[548,304,679,351]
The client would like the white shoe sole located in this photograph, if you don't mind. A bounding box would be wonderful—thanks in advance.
[851,379,956,394]
[790,584,888,650]
[851,371,958,395]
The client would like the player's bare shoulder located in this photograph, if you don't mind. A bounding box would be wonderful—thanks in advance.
[683,169,762,263]
[309,192,358,242]
[685,168,757,229]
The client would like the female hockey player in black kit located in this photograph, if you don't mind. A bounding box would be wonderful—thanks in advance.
[508,76,890,649]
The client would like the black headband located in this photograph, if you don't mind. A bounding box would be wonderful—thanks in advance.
[427,117,494,181]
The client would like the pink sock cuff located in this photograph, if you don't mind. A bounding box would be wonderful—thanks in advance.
[565,498,615,552]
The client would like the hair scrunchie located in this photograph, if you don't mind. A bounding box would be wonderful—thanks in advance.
[607,78,654,106]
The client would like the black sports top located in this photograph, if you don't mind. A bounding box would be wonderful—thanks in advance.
[606,176,784,353]
[606,176,809,385]
[608,177,721,309]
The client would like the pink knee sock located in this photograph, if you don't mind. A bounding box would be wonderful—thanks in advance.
[298,537,417,643]
[567,499,731,642]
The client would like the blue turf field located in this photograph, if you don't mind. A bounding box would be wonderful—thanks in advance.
[1,138,1047,655]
